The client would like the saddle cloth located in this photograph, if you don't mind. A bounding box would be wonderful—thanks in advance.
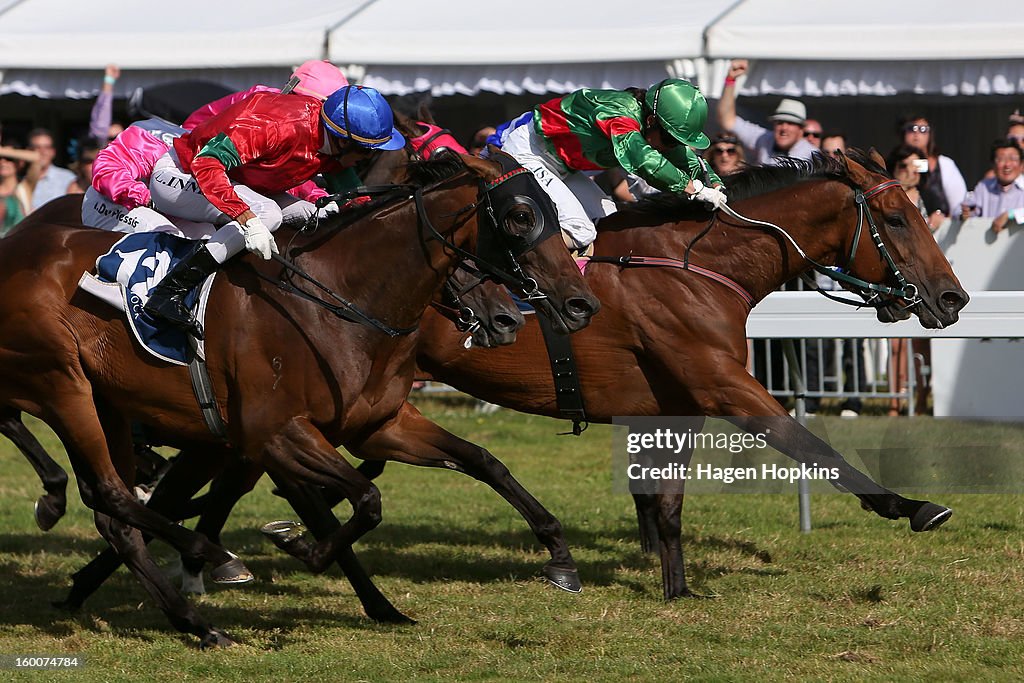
[78,232,215,366]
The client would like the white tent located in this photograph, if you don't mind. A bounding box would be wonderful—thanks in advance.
[1,0,1022,99]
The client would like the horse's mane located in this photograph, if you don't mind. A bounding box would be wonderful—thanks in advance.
[612,148,887,226]
[404,154,466,187]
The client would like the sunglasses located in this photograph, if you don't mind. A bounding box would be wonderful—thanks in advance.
[712,146,738,155]
[803,131,822,139]
[904,124,931,134]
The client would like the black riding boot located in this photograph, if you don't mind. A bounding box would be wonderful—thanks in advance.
[143,243,220,340]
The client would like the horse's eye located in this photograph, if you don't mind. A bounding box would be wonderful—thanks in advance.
[507,207,534,227]
[887,213,907,228]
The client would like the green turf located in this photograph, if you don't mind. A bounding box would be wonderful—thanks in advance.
[0,402,1022,681]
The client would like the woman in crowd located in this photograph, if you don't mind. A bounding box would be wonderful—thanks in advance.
[0,139,41,236]
[703,132,745,176]
[899,114,966,226]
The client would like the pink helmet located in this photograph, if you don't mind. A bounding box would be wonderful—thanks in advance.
[290,60,348,101]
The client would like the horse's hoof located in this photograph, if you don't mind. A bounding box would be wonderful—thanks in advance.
[209,554,253,584]
[34,496,64,532]
[261,520,306,547]
[366,605,417,625]
[199,628,236,649]
[911,503,953,532]
[543,565,582,593]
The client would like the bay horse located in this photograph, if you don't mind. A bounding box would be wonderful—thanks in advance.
[49,150,970,610]
[0,151,598,646]
[408,149,968,598]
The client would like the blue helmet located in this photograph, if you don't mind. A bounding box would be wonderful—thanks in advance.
[321,85,405,151]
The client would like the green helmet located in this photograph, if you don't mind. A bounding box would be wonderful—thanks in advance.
[645,79,710,150]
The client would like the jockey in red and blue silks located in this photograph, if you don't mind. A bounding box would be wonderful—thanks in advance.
[143,84,405,339]
[490,79,725,250]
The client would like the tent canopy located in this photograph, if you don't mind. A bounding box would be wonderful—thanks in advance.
[1,0,1022,99]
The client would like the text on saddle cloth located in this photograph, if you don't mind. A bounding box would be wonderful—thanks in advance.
[77,232,216,366]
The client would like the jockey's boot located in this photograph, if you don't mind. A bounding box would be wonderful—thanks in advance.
[143,243,219,340]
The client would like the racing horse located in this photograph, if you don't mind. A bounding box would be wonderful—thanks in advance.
[0,151,598,646]
[49,150,970,609]
[408,149,968,598]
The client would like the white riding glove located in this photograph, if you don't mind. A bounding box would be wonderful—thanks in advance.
[243,216,279,260]
[690,179,728,211]
[285,199,317,225]
[316,200,340,220]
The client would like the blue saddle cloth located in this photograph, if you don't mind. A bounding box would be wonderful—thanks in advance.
[95,232,205,365]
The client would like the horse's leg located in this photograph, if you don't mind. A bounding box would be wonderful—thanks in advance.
[257,416,382,575]
[633,494,660,554]
[270,476,413,624]
[58,446,230,609]
[350,402,581,593]
[91,511,234,648]
[0,408,68,531]
[44,392,252,586]
[356,459,387,481]
[690,358,951,530]
[75,407,233,647]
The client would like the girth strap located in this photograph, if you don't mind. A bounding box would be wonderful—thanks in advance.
[535,311,588,436]
[187,339,228,441]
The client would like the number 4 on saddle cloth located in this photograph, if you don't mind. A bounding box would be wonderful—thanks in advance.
[78,233,214,366]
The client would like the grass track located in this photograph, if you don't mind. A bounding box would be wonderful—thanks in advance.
[0,402,1022,681]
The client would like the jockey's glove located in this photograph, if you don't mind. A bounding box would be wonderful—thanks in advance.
[690,179,728,211]
[316,200,340,219]
[243,216,279,260]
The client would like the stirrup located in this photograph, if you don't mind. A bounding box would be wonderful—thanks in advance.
[145,295,205,340]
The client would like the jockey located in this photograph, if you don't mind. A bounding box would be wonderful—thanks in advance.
[490,78,726,251]
[143,84,405,339]
[82,60,349,237]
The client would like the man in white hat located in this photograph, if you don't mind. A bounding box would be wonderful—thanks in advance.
[716,59,817,166]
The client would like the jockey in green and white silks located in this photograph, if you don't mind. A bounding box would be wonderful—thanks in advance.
[489,78,726,250]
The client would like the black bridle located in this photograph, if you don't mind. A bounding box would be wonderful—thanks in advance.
[264,156,560,336]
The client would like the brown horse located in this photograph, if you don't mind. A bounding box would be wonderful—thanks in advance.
[48,150,970,610]
[410,150,968,598]
[0,151,598,646]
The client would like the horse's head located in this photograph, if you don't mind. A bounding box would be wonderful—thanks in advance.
[435,262,525,348]
[838,149,968,328]
[460,150,599,333]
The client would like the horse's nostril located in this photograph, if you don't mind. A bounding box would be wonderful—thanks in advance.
[493,313,521,333]
[940,289,969,313]
[565,297,596,320]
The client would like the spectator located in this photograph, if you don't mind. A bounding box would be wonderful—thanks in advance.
[802,119,823,149]
[962,140,1024,233]
[0,139,42,236]
[90,64,123,146]
[466,125,495,156]
[66,138,101,195]
[898,114,967,223]
[716,59,817,166]
[704,132,746,176]
[821,132,847,157]
[27,128,76,210]
[886,144,934,415]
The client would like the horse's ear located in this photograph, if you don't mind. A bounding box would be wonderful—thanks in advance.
[416,102,436,125]
[459,152,502,182]
[868,147,887,171]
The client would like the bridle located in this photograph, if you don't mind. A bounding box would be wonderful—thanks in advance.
[718,177,923,311]
[264,156,560,335]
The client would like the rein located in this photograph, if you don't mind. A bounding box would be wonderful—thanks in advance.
[260,163,555,335]
[718,178,921,310]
